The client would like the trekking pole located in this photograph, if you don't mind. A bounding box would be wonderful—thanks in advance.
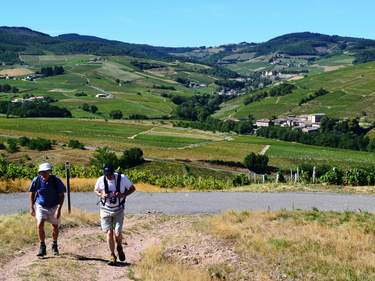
[65,161,71,214]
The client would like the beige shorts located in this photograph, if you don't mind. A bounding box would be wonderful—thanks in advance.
[35,204,60,226]
[100,209,124,235]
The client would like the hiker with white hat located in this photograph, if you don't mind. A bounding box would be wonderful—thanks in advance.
[29,162,66,257]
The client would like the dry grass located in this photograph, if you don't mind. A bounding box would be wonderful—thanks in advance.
[202,210,375,280]
[0,68,33,77]
[0,209,98,265]
[0,179,186,193]
[132,245,213,281]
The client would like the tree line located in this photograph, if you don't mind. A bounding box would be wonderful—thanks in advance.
[244,83,295,105]
[257,117,375,152]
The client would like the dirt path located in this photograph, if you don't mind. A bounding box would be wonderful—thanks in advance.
[259,144,270,155]
[0,215,182,281]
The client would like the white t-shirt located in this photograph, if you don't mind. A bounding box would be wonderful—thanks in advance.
[94,173,133,212]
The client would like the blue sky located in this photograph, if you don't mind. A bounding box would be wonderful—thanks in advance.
[1,0,374,46]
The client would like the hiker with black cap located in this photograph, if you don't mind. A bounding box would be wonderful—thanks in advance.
[29,162,66,257]
[94,164,136,265]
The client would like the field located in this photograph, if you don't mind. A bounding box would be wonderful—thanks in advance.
[216,61,375,120]
[1,210,374,281]
[0,55,220,119]
[0,68,34,77]
[1,118,375,170]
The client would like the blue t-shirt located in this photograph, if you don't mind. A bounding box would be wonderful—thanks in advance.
[29,175,66,208]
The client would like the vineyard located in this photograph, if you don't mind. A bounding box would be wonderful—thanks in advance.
[1,157,375,194]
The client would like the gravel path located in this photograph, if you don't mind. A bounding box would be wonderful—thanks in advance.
[1,192,375,215]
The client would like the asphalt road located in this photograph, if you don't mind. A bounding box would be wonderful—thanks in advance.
[1,192,375,215]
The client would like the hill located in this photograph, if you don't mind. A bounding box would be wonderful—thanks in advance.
[215,61,375,121]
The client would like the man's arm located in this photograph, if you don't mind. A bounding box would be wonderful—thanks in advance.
[123,185,136,197]
[29,192,36,216]
[55,193,65,219]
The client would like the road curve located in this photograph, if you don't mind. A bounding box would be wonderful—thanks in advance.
[1,192,375,215]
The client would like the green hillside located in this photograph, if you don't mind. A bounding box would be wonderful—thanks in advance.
[215,62,375,120]
[0,55,220,118]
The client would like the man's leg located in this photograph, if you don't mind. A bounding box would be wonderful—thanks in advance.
[107,228,117,265]
[107,229,115,255]
[37,220,46,242]
[114,211,125,261]
[51,224,59,255]
[36,220,47,257]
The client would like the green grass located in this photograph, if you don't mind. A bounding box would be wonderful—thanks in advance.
[1,118,374,170]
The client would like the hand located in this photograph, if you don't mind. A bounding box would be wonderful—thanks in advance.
[114,192,122,198]
[30,208,35,217]
[55,209,61,219]
[101,192,109,199]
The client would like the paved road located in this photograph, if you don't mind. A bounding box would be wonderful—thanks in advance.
[1,192,375,215]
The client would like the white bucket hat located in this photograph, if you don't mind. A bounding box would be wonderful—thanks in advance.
[38,162,53,172]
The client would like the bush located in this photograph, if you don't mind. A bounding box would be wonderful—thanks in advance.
[243,153,269,173]
[74,92,87,97]
[109,110,123,119]
[90,146,119,169]
[119,147,144,169]
[5,139,19,153]
[68,139,84,149]
[320,168,343,185]
[18,136,31,146]
[27,138,52,151]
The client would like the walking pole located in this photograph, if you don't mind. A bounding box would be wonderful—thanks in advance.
[65,161,71,214]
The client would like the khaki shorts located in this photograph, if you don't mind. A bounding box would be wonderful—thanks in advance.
[100,209,124,235]
[36,204,60,226]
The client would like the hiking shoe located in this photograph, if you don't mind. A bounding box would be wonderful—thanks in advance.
[52,243,59,256]
[117,245,126,262]
[37,244,46,257]
[108,254,117,266]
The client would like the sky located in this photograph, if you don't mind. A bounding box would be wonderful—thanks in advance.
[1,0,374,47]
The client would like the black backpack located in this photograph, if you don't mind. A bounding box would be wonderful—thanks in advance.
[101,172,125,208]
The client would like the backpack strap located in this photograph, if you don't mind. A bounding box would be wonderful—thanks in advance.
[116,173,126,208]
[101,176,110,206]
[32,176,41,205]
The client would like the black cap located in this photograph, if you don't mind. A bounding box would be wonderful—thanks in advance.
[104,164,114,176]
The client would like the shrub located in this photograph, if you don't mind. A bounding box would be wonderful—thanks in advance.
[243,153,269,173]
[119,147,144,169]
[68,139,85,149]
[109,110,123,119]
[27,138,52,151]
[90,146,119,169]
[5,139,18,153]
[320,168,343,185]
[18,136,31,146]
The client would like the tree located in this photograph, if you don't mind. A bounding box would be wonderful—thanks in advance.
[368,139,375,152]
[119,147,144,169]
[90,147,118,169]
[244,153,269,173]
[109,110,123,119]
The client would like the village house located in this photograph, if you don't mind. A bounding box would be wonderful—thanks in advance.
[256,119,271,127]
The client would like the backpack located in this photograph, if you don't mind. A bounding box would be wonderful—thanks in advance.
[32,175,59,205]
[100,172,126,209]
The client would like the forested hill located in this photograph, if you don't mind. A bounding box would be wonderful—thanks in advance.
[2,27,375,66]
[0,26,194,64]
